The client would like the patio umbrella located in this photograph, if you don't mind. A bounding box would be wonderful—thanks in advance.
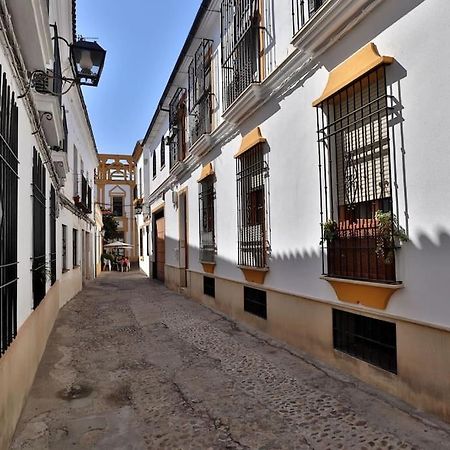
[104,241,133,248]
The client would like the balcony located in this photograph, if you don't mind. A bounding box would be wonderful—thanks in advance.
[291,0,383,53]
[291,0,325,36]
[74,175,92,214]
[32,24,64,147]
[221,0,261,112]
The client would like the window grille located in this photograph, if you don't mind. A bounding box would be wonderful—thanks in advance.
[32,148,47,309]
[50,186,57,285]
[139,228,143,257]
[188,39,213,146]
[316,66,397,283]
[62,225,68,272]
[198,176,216,263]
[168,88,187,169]
[52,24,63,101]
[152,151,157,178]
[73,229,78,267]
[62,106,68,152]
[333,309,397,373]
[221,0,261,110]
[244,286,267,319]
[291,0,325,35]
[160,136,166,168]
[112,196,123,217]
[203,276,215,298]
[0,69,19,356]
[236,145,268,268]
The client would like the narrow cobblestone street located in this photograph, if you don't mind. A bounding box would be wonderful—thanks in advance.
[11,271,450,449]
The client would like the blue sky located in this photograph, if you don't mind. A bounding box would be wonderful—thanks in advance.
[76,0,203,154]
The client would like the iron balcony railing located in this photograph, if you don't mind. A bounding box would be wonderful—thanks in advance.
[188,40,213,147]
[292,0,325,36]
[169,88,187,169]
[221,0,261,111]
[75,174,92,214]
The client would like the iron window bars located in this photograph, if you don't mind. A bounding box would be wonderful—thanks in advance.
[73,229,78,267]
[244,286,267,319]
[333,309,397,373]
[203,276,215,297]
[221,0,261,110]
[160,136,165,168]
[198,175,216,263]
[112,196,123,217]
[0,68,19,356]
[168,88,187,169]
[32,148,47,309]
[188,39,213,147]
[50,186,57,285]
[62,225,68,272]
[236,144,268,268]
[316,66,398,283]
[292,0,325,36]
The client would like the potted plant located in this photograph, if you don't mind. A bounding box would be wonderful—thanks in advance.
[375,210,408,263]
[321,219,338,245]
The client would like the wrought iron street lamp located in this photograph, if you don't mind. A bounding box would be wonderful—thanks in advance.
[70,39,106,87]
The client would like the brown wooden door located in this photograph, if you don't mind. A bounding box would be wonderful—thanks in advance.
[156,217,165,281]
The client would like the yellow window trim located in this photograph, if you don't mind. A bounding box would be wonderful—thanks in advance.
[234,127,267,159]
[312,43,394,107]
[197,163,215,183]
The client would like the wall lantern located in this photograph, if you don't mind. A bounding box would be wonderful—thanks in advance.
[19,36,106,99]
[70,39,106,87]
[134,201,144,215]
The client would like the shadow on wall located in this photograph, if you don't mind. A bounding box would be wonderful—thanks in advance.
[317,0,426,72]
[150,226,450,310]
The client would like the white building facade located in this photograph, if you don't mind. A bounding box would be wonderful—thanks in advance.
[0,0,101,446]
[137,0,450,423]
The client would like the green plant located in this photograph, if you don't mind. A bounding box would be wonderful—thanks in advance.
[102,212,119,242]
[375,210,408,263]
[33,261,52,284]
[321,220,338,245]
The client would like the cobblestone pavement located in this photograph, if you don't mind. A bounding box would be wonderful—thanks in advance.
[12,271,450,449]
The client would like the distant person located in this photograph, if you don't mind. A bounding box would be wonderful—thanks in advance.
[102,253,111,271]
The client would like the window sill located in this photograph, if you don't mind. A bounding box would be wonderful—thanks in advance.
[238,265,269,284]
[160,164,165,171]
[222,83,263,125]
[201,261,216,274]
[321,276,404,310]
[189,133,212,158]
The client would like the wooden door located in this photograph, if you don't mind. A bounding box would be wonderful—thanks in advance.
[156,217,165,281]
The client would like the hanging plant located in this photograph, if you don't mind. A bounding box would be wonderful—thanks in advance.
[375,210,408,264]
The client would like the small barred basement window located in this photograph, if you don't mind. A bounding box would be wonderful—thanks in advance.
[244,287,267,319]
[203,276,215,298]
[333,309,397,373]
